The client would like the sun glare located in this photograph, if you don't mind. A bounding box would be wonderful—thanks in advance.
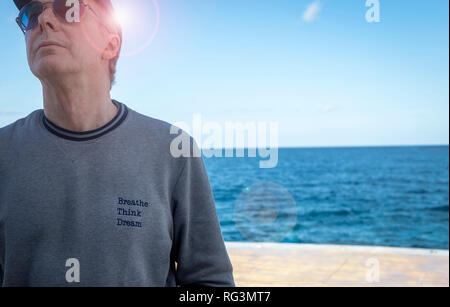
[113,9,130,27]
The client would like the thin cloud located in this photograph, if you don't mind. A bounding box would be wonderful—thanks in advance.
[303,1,322,23]
[322,104,338,113]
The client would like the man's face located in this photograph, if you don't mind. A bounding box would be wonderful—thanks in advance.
[24,0,111,82]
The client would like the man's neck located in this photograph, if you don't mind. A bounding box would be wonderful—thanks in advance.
[41,76,118,132]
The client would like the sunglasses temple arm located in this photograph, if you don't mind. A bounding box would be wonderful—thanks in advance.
[16,17,26,35]
[84,3,114,34]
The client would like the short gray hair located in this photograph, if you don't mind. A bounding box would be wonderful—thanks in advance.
[94,0,122,89]
[108,25,122,89]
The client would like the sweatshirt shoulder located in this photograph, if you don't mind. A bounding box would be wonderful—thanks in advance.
[0,110,41,146]
[128,108,194,145]
[127,109,201,168]
[130,109,179,131]
[0,110,41,168]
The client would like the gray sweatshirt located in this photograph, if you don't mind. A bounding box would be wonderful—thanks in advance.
[0,100,235,287]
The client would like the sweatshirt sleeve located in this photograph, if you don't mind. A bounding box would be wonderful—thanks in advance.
[171,143,235,287]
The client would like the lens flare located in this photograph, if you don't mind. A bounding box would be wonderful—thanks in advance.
[113,9,129,27]
[80,0,160,58]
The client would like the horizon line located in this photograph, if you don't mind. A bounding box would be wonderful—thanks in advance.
[200,144,449,150]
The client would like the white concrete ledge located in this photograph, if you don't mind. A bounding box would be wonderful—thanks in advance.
[226,242,449,256]
[225,242,449,287]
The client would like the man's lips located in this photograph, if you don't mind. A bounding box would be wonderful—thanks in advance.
[37,41,64,51]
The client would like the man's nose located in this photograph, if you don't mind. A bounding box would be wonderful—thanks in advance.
[37,6,59,33]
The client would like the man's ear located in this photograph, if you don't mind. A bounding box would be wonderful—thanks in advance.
[102,34,121,60]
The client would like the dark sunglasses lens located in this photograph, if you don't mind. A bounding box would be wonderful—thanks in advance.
[19,2,43,31]
[18,0,85,32]
[53,0,85,22]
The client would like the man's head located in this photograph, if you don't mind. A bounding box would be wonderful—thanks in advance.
[14,0,122,90]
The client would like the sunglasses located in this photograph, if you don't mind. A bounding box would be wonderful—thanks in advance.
[16,0,107,34]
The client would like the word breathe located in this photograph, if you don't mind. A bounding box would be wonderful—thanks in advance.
[118,197,149,208]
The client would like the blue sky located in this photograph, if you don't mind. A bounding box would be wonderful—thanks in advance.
[0,0,448,147]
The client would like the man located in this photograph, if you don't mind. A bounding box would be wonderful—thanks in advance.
[0,0,235,287]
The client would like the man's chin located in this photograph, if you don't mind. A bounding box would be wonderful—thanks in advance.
[32,59,72,80]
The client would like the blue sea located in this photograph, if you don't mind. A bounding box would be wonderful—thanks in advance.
[204,146,449,250]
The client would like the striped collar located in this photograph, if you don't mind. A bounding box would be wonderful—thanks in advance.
[42,100,128,142]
